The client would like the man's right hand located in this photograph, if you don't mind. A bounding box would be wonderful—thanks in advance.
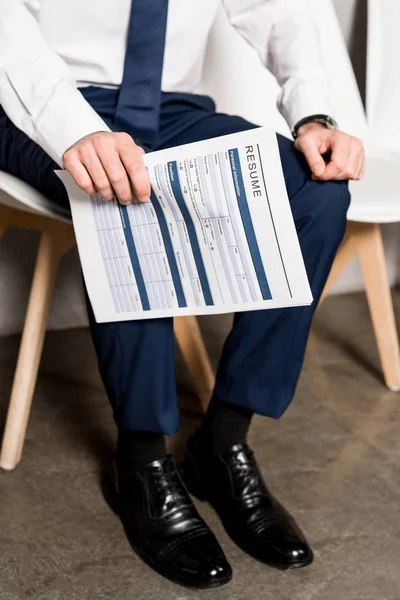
[62,131,151,205]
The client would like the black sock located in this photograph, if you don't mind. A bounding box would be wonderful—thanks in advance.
[117,429,167,470]
[195,394,253,455]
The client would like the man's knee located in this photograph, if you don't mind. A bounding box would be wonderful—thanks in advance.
[293,178,350,251]
[294,180,350,286]
[312,180,350,231]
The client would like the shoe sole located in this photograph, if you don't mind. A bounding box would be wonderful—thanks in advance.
[180,456,314,572]
[101,470,233,590]
[279,556,314,570]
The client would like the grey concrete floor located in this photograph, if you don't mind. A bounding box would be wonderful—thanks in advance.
[1,291,400,600]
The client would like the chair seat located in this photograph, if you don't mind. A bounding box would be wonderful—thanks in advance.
[348,152,400,224]
[0,170,71,223]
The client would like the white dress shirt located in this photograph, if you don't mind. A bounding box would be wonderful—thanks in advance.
[0,0,332,166]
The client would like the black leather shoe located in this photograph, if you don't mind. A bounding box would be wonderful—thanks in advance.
[182,437,313,570]
[102,455,232,589]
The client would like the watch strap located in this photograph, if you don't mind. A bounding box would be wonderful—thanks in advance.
[292,114,338,139]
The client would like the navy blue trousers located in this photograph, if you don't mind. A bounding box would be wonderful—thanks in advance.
[0,89,350,434]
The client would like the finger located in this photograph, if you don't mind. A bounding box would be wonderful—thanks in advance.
[79,144,116,201]
[342,140,360,180]
[319,136,351,180]
[352,155,363,180]
[119,144,151,202]
[91,138,133,204]
[295,136,326,178]
[355,147,365,180]
[94,144,133,205]
[345,138,364,180]
[63,153,96,195]
[338,139,364,181]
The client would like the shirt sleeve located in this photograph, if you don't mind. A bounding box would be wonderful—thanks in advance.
[221,0,334,130]
[0,0,111,167]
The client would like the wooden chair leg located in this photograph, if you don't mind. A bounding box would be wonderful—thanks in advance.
[320,223,357,304]
[174,316,215,412]
[0,223,71,470]
[351,222,400,391]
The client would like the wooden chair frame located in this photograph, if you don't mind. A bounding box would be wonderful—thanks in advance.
[320,221,400,391]
[0,204,215,470]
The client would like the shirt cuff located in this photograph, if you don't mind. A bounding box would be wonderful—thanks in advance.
[278,79,335,134]
[36,89,111,166]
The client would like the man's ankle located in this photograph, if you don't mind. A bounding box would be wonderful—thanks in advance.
[117,429,166,470]
[194,394,253,455]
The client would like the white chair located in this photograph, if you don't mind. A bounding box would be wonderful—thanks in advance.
[201,0,400,391]
[320,0,400,391]
[0,176,214,470]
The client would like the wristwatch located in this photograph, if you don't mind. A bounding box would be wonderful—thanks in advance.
[292,114,338,139]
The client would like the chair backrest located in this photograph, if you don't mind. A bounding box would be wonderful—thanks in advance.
[201,0,368,141]
[366,0,400,151]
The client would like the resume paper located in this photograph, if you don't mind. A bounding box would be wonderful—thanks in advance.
[57,127,312,322]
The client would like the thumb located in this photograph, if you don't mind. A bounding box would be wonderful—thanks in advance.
[296,137,326,177]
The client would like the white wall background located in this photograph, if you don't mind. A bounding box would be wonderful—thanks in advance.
[0,0,399,336]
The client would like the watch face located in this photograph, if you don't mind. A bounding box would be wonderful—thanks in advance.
[316,118,334,129]
[320,117,338,130]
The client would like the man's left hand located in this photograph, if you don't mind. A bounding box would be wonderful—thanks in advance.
[294,122,365,181]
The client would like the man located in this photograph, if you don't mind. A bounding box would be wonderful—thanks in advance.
[0,0,364,590]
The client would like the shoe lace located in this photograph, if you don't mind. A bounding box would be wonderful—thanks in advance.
[153,458,188,505]
[231,448,266,500]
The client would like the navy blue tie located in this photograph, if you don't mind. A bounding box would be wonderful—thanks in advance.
[114,0,169,143]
